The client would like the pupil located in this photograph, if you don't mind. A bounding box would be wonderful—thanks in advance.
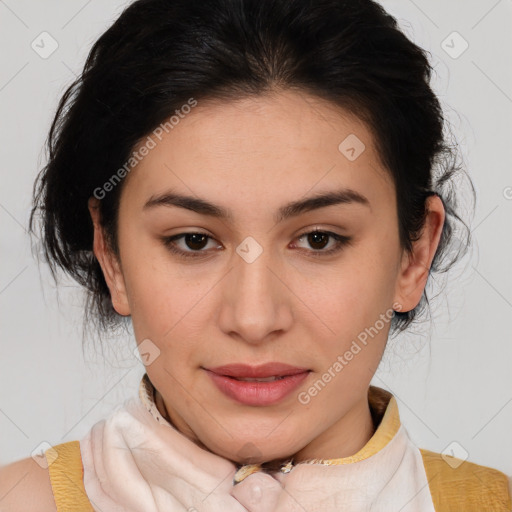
[186,233,207,250]
[309,232,328,250]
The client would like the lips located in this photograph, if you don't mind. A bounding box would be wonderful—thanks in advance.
[206,362,311,379]
[203,362,311,406]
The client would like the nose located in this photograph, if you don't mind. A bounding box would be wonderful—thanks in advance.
[217,239,293,345]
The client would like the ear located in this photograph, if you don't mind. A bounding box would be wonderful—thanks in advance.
[393,194,445,313]
[88,197,131,316]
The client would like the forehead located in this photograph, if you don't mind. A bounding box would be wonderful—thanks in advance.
[122,91,393,215]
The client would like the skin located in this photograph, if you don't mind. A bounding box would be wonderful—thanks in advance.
[88,90,445,466]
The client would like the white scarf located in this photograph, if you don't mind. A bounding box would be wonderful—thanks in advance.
[80,374,435,511]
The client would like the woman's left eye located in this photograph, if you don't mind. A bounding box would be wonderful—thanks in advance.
[293,229,352,257]
[160,229,352,259]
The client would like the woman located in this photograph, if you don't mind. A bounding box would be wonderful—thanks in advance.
[1,0,510,510]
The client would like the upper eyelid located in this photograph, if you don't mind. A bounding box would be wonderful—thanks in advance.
[169,227,345,241]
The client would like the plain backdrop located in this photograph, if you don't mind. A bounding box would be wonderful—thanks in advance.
[1,0,511,476]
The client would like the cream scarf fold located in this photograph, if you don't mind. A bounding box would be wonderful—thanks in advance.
[80,374,435,511]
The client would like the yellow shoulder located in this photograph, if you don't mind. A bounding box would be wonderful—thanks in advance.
[44,440,94,511]
[420,448,512,512]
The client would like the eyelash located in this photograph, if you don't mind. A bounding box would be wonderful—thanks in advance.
[160,229,352,260]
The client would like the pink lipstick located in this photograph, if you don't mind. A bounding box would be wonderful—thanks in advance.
[203,362,311,406]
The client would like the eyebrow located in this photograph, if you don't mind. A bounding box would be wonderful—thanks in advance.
[143,187,370,223]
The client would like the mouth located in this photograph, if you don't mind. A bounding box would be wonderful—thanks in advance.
[202,362,311,406]
[205,362,311,379]
[226,375,289,382]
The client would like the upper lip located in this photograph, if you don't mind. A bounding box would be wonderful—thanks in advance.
[205,363,311,378]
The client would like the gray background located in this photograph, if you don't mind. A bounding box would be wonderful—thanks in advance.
[1,0,511,475]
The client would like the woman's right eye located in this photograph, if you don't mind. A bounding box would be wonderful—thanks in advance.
[160,232,222,259]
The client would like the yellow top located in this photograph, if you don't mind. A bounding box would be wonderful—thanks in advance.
[44,376,512,511]
[45,440,94,511]
[420,448,512,511]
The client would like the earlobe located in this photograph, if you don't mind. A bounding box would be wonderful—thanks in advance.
[88,197,131,316]
[393,195,445,313]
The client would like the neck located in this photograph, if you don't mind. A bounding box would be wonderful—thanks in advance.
[154,387,376,467]
[292,394,376,463]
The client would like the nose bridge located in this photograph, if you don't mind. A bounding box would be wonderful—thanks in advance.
[219,235,291,343]
[235,236,273,294]
[234,234,277,308]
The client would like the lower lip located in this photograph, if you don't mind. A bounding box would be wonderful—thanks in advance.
[204,369,310,406]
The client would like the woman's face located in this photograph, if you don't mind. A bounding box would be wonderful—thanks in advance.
[90,90,442,464]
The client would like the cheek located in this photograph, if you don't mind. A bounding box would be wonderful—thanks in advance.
[120,236,213,372]
[305,237,400,353]
[124,263,203,375]
[119,236,184,337]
